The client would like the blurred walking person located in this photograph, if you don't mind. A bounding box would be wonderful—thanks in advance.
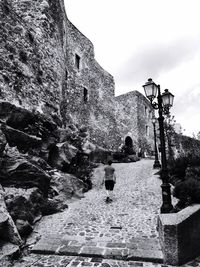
[103,160,116,203]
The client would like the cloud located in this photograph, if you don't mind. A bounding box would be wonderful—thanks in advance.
[116,35,200,86]
[173,85,200,115]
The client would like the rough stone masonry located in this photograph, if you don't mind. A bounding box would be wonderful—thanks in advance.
[0,0,154,152]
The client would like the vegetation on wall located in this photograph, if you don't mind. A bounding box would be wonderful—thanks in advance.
[167,133,200,212]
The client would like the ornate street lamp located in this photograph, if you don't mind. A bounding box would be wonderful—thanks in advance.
[152,117,161,169]
[143,78,174,213]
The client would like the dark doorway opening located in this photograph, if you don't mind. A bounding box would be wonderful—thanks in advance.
[123,136,135,155]
[125,136,133,147]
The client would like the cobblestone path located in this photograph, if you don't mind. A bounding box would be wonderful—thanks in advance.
[32,159,162,240]
[13,159,200,267]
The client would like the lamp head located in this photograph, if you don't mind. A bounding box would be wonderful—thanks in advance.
[162,89,174,114]
[143,78,158,102]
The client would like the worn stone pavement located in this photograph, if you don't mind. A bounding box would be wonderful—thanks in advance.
[12,159,200,267]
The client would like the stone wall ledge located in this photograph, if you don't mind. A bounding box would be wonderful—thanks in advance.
[158,204,200,266]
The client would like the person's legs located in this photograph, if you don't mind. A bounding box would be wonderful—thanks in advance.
[106,190,110,197]
[110,190,113,199]
[108,181,115,201]
[105,181,110,201]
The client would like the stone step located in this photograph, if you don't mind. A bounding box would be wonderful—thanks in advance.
[31,235,163,263]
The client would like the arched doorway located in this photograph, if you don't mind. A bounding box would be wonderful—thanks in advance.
[123,136,135,155]
[125,136,133,147]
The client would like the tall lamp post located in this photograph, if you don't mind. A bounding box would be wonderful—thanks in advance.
[143,78,174,213]
[152,117,161,169]
[165,115,176,163]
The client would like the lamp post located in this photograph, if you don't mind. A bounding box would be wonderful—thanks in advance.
[152,117,161,169]
[165,115,176,163]
[143,78,174,213]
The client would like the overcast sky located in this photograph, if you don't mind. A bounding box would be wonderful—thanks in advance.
[64,0,200,137]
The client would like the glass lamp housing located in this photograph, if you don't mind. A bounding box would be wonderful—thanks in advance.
[143,78,158,102]
[162,89,174,108]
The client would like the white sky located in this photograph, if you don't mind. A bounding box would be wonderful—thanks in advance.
[64,0,200,137]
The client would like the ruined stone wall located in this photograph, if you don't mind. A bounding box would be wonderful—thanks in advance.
[62,19,120,150]
[115,91,154,153]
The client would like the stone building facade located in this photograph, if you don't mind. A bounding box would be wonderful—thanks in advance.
[61,19,121,150]
[115,91,154,154]
[61,10,154,152]
[0,0,154,152]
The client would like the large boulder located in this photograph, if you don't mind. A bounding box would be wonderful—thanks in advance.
[0,154,51,196]
[0,102,17,122]
[0,102,59,141]
[48,142,78,170]
[5,190,37,225]
[2,125,42,153]
[3,187,68,236]
[0,186,22,245]
[67,152,94,190]
[40,198,68,216]
[49,171,86,201]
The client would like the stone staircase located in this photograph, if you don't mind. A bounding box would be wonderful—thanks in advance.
[31,234,163,264]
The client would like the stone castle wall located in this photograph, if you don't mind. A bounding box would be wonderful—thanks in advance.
[0,0,154,151]
[62,19,121,150]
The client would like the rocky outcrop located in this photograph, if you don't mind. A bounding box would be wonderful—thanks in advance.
[0,0,66,115]
[0,185,22,245]
[0,152,51,196]
[0,0,110,263]
[0,101,94,246]
[0,102,58,139]
[48,142,78,170]
[0,129,7,155]
[3,125,42,153]
[50,171,86,201]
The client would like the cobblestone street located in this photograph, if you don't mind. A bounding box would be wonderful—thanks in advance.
[13,159,200,267]
[32,159,162,240]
